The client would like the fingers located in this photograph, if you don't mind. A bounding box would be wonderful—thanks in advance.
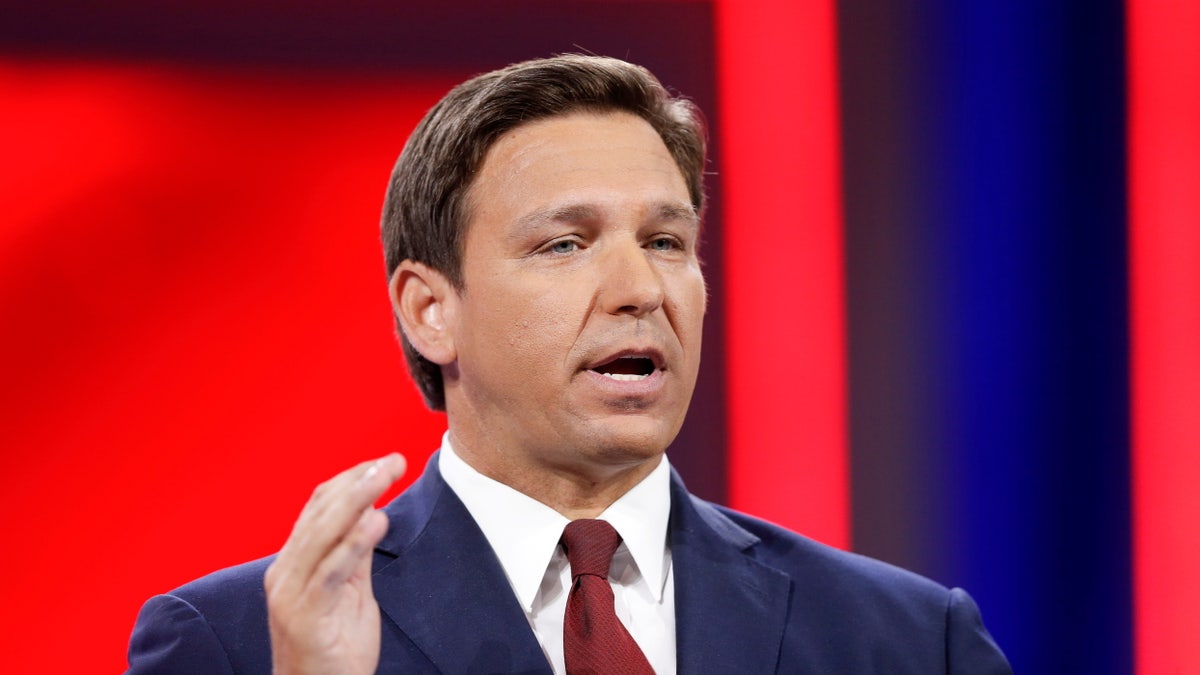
[264,455,403,675]
[286,454,405,568]
[267,453,406,601]
[313,507,390,591]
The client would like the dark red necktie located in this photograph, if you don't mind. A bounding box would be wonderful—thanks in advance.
[561,519,655,675]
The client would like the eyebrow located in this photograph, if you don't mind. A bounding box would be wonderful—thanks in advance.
[654,202,702,226]
[513,201,700,233]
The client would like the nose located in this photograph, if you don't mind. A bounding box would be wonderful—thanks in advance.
[598,240,665,317]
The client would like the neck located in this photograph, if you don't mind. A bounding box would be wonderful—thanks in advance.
[446,429,662,520]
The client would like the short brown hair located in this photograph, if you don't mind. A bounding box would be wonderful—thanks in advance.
[381,54,707,410]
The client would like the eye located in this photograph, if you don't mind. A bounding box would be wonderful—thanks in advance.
[548,239,580,254]
[647,236,681,252]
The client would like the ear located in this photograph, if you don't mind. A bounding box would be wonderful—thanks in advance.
[389,260,458,366]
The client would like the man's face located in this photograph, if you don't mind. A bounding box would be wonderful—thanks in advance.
[443,110,705,478]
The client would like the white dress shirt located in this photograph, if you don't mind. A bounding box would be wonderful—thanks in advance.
[437,434,676,674]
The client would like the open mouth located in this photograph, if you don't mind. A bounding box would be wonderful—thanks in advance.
[589,355,658,382]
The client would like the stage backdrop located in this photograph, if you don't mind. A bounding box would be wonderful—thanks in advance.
[1,1,1195,673]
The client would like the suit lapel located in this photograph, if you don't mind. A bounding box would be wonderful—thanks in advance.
[372,453,552,674]
[669,471,792,674]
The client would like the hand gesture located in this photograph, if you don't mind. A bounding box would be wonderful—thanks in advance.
[264,453,407,675]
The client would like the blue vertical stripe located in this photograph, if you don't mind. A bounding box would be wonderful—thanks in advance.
[845,1,1131,672]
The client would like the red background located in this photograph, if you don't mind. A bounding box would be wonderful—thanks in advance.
[0,62,455,669]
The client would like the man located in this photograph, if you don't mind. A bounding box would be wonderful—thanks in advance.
[127,55,1011,673]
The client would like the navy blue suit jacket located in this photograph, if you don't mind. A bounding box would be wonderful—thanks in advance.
[128,454,1011,673]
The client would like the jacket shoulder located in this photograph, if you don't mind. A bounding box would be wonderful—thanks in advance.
[127,557,275,674]
[702,498,947,600]
[688,498,1011,674]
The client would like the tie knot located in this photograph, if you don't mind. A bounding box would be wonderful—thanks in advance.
[562,519,622,579]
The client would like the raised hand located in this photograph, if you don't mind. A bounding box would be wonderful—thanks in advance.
[264,453,406,675]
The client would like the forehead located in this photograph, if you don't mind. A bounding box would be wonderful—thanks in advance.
[465,110,692,228]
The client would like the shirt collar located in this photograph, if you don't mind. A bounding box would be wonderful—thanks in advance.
[595,454,672,602]
[436,432,672,610]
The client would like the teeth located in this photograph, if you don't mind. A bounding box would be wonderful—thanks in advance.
[601,372,649,382]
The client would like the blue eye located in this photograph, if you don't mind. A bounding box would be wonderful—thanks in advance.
[648,237,678,251]
[549,240,579,254]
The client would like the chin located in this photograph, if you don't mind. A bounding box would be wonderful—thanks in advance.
[581,417,680,464]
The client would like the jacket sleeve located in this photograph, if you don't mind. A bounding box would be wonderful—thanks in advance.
[126,593,237,675]
[945,587,1013,675]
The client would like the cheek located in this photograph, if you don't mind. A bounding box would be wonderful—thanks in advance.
[670,275,708,342]
[490,286,579,360]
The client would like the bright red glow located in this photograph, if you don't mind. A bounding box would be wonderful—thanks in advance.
[1128,2,1200,673]
[715,0,849,547]
[0,60,456,671]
